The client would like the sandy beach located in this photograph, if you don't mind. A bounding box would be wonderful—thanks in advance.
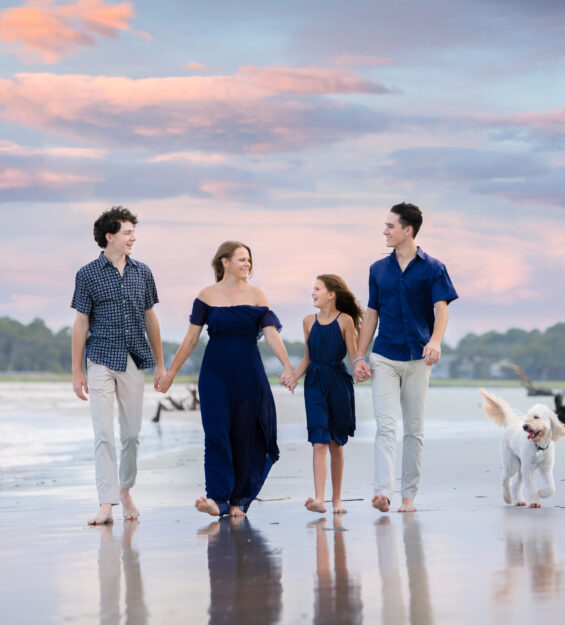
[1,382,565,624]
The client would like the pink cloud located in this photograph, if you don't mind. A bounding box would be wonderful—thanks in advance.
[509,109,565,130]
[0,0,135,63]
[0,66,389,151]
[0,167,101,189]
[184,61,212,72]
[0,139,106,158]
[149,151,226,164]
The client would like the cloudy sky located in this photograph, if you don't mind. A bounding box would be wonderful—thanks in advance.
[0,0,564,345]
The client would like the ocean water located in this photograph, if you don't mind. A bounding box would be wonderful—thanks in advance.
[0,382,557,477]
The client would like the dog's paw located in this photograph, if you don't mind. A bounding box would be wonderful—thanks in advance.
[529,502,541,508]
[516,501,527,506]
[503,495,513,504]
[537,488,554,499]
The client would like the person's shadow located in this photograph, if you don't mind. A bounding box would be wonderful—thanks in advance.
[97,521,148,625]
[199,517,282,625]
[308,516,363,625]
[375,514,434,625]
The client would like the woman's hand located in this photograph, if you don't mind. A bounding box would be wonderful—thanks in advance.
[156,371,174,393]
[279,367,297,393]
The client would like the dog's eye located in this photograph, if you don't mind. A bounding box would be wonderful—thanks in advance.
[533,415,540,419]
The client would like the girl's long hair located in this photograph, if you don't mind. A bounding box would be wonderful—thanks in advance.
[317,274,364,335]
[211,241,253,282]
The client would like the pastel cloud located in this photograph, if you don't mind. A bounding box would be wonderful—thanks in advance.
[0,0,135,63]
[0,67,391,152]
[0,140,106,158]
[0,167,100,190]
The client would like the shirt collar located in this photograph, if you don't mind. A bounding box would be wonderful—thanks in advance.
[97,251,137,268]
[389,245,425,264]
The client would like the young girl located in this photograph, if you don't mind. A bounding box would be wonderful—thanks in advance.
[294,274,363,514]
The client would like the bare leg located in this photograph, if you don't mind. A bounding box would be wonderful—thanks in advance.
[372,494,390,513]
[120,487,140,520]
[195,495,220,516]
[88,503,114,525]
[306,444,328,513]
[329,441,346,514]
[398,498,417,513]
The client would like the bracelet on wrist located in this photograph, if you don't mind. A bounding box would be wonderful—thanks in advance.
[352,356,365,366]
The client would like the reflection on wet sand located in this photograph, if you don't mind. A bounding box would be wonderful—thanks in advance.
[200,517,282,625]
[309,516,363,625]
[376,514,434,625]
[493,510,564,603]
[97,521,148,625]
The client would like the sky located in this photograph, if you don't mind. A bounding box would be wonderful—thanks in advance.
[0,0,564,345]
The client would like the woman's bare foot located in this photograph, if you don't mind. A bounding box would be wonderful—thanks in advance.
[398,498,417,513]
[229,505,246,518]
[120,488,140,520]
[332,499,347,515]
[371,494,390,512]
[88,503,113,525]
[195,496,220,516]
[305,497,327,513]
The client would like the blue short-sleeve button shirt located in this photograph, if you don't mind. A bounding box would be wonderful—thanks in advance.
[367,247,458,361]
[71,252,159,371]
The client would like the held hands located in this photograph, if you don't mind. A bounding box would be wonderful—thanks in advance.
[279,367,297,393]
[153,365,167,391]
[156,371,174,394]
[422,339,441,365]
[353,359,371,383]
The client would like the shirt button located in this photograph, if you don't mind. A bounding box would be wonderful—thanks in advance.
[126,330,129,333]
[123,299,126,303]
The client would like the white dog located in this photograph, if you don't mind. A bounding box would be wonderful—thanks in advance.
[480,388,565,508]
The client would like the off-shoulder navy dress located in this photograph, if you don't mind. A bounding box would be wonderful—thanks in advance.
[190,298,281,515]
[304,313,355,446]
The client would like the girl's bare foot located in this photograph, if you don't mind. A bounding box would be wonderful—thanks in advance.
[372,494,390,512]
[398,498,416,513]
[120,488,140,520]
[195,496,220,516]
[332,499,347,515]
[305,497,327,513]
[229,505,246,518]
[88,503,113,525]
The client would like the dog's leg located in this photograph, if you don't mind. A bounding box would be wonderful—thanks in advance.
[512,471,526,506]
[502,450,520,505]
[521,468,540,508]
[537,470,555,499]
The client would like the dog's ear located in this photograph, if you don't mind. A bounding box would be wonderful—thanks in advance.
[550,411,565,441]
[479,388,519,427]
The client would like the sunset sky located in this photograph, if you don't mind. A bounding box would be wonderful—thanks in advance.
[1,0,564,345]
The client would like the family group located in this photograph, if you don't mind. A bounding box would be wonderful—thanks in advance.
[71,205,458,525]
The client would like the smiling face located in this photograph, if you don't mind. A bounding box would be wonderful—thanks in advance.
[383,211,413,248]
[311,279,334,309]
[222,246,252,279]
[105,220,136,256]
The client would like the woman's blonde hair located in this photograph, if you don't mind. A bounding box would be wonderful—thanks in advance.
[211,241,253,282]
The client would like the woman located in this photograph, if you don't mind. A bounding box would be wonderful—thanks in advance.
[158,241,295,517]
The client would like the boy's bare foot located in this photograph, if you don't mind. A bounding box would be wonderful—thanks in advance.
[88,503,114,525]
[195,496,220,516]
[332,499,347,515]
[398,498,417,513]
[305,497,327,513]
[229,505,246,518]
[372,494,390,512]
[120,488,140,520]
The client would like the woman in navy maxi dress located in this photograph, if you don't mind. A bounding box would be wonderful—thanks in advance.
[157,241,295,517]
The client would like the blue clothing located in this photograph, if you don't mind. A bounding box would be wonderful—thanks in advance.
[71,252,159,371]
[304,314,355,446]
[190,298,281,515]
[367,247,458,361]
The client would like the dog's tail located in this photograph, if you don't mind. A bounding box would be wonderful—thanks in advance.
[479,388,522,428]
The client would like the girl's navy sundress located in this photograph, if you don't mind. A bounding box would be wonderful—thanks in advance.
[190,297,281,515]
[304,314,355,446]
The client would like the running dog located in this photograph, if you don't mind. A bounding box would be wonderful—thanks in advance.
[480,389,565,508]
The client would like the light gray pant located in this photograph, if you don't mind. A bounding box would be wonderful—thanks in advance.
[87,355,145,504]
[370,353,431,501]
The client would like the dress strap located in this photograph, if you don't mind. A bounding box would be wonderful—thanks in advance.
[335,312,342,320]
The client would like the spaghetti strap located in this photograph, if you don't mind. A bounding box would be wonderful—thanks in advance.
[335,312,342,321]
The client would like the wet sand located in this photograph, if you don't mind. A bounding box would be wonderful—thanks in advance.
[1,383,565,624]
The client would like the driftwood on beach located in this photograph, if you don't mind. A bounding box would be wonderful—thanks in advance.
[153,384,200,422]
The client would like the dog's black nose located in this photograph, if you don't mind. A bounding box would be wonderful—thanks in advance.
[523,424,529,431]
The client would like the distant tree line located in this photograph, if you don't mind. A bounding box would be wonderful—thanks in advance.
[1,316,564,380]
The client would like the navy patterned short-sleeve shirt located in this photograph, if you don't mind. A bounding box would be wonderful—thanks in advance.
[71,252,159,371]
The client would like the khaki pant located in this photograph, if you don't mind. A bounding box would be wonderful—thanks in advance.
[87,355,145,504]
[370,353,431,501]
